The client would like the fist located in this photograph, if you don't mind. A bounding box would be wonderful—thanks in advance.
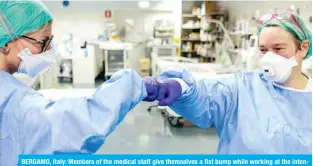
[157,79,182,106]
[143,76,159,102]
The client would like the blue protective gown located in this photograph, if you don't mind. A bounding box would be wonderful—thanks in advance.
[159,68,312,154]
[0,69,147,165]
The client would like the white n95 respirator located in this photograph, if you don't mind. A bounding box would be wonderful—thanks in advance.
[260,52,298,83]
[17,48,55,78]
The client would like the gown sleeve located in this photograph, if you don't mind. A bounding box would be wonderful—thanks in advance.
[18,69,147,154]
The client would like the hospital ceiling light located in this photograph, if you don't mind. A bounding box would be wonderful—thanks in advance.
[138,1,150,9]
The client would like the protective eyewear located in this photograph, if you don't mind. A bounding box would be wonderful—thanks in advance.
[20,35,54,53]
[258,13,306,39]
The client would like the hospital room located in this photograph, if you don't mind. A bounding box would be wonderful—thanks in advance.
[1,0,312,160]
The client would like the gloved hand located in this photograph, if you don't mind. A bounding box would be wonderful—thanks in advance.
[157,79,182,106]
[143,77,182,106]
[143,76,159,102]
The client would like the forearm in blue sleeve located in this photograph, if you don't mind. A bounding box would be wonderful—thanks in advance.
[21,69,147,154]
[159,68,237,129]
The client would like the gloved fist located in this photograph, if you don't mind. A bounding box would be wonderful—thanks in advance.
[143,76,159,102]
[157,79,182,106]
[143,77,182,106]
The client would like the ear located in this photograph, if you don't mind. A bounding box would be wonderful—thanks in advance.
[1,45,10,55]
[300,40,310,58]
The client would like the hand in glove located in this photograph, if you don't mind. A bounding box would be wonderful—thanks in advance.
[157,79,182,106]
[143,77,182,106]
[143,76,159,102]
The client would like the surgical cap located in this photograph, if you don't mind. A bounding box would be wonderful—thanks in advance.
[258,13,312,60]
[0,0,52,47]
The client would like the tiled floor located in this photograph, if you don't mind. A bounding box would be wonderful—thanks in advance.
[97,102,219,154]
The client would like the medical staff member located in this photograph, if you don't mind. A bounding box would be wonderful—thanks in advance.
[0,1,158,165]
[145,13,312,153]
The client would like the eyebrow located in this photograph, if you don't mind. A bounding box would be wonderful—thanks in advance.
[273,43,287,46]
[259,43,287,48]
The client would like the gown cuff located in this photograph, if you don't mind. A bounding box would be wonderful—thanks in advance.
[168,78,189,94]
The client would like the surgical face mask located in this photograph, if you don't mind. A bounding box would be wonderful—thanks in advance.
[17,48,55,78]
[260,51,298,83]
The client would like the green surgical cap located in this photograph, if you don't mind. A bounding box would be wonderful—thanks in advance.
[258,13,312,60]
[0,0,53,47]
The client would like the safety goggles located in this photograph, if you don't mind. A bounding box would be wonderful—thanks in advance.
[258,13,307,39]
[20,35,54,53]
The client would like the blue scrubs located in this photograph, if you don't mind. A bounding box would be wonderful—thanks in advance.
[0,69,147,165]
[159,68,312,154]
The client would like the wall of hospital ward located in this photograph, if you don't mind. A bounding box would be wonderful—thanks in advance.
[44,1,312,73]
[45,1,312,41]
[44,1,179,72]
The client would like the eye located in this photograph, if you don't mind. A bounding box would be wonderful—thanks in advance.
[259,48,267,54]
[274,48,285,52]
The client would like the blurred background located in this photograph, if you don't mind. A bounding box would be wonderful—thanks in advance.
[14,0,312,154]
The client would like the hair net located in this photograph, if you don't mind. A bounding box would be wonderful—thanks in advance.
[0,0,52,48]
[258,13,312,60]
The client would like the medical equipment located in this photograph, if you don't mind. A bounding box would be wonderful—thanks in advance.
[209,19,234,48]
[56,34,82,82]
[56,38,104,87]
[215,41,233,67]
[248,34,258,49]
[58,59,73,81]
[236,19,249,35]
[154,20,174,42]
[150,44,177,78]
[103,22,116,41]
[72,43,103,88]
[152,45,177,57]
[98,41,133,80]
[242,35,260,71]
[105,50,126,79]
[226,32,259,72]
[149,19,176,68]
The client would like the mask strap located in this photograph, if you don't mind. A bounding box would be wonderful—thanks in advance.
[0,10,18,42]
[0,10,25,52]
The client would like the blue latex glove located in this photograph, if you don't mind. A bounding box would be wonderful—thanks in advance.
[143,77,182,105]
[157,79,182,106]
[143,76,159,102]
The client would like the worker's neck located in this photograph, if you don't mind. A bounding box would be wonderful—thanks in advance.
[282,68,308,90]
[0,59,5,71]
[0,58,9,73]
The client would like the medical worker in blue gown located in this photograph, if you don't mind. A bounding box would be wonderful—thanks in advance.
[145,13,312,154]
[0,1,161,165]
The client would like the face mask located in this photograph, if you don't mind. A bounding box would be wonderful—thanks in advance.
[17,48,55,78]
[260,52,298,83]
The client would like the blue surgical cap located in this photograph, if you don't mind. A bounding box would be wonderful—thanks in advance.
[0,0,53,47]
